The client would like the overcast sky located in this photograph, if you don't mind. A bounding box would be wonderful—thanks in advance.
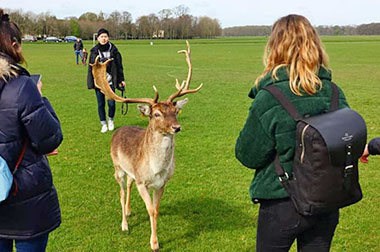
[3,0,380,28]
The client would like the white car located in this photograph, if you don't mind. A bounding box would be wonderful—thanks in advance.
[44,36,62,42]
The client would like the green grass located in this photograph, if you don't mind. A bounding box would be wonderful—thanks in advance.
[20,36,380,251]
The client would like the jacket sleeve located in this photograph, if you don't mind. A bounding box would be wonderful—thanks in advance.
[87,51,96,89]
[114,51,125,84]
[235,101,275,169]
[19,78,63,154]
[368,137,380,155]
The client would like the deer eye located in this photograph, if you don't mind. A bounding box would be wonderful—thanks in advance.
[154,112,161,118]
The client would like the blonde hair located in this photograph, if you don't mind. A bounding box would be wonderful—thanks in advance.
[255,14,329,95]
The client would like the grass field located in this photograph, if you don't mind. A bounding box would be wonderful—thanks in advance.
[20,36,380,251]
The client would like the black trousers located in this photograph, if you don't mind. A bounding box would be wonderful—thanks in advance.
[256,198,339,252]
[95,87,115,122]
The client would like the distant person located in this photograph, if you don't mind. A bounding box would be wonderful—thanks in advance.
[82,48,88,65]
[87,28,126,133]
[360,137,380,162]
[74,37,83,65]
[235,14,348,251]
[0,9,63,251]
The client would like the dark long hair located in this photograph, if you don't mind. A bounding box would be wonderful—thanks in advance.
[0,9,25,63]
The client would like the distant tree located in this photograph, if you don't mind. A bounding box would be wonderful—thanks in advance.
[136,15,151,39]
[158,9,175,39]
[195,16,222,38]
[176,14,194,39]
[70,19,80,37]
[97,11,105,22]
[79,12,98,22]
[173,5,190,17]
[120,11,133,39]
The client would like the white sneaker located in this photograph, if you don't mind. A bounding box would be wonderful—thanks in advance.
[108,120,114,131]
[101,124,108,133]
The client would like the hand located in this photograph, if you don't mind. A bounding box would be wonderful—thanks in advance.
[46,149,58,156]
[120,81,126,87]
[360,144,369,164]
[37,81,43,96]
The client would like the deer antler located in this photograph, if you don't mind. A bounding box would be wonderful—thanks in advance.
[90,56,159,105]
[167,40,203,102]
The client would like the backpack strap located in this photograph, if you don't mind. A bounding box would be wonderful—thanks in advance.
[12,141,27,196]
[330,82,339,111]
[274,154,289,181]
[263,85,303,121]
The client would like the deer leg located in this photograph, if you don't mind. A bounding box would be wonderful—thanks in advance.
[136,184,159,251]
[114,170,128,231]
[126,176,134,216]
[152,187,165,248]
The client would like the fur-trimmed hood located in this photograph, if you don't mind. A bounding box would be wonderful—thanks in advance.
[0,53,19,81]
[0,53,27,94]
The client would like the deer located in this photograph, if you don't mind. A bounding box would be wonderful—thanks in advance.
[90,41,202,251]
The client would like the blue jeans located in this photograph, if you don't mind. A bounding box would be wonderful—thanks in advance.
[0,233,49,252]
[75,50,83,64]
[95,87,115,122]
[256,198,339,252]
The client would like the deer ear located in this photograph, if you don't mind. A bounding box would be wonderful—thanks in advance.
[175,98,188,111]
[137,104,151,117]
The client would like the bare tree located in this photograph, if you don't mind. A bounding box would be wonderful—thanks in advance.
[173,5,190,17]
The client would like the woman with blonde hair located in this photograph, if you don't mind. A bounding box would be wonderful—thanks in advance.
[236,14,349,251]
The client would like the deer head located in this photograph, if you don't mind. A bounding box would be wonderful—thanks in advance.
[90,40,202,135]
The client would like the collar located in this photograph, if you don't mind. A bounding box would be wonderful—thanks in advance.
[248,66,332,99]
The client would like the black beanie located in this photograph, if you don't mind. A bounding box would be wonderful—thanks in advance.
[97,28,109,36]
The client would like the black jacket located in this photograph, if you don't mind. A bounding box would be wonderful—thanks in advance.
[368,137,380,155]
[0,53,63,239]
[73,40,83,51]
[87,42,125,91]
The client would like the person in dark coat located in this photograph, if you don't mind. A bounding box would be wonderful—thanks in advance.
[0,9,63,251]
[360,137,380,163]
[87,28,126,133]
[74,37,84,65]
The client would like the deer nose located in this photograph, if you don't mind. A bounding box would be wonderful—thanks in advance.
[172,125,181,133]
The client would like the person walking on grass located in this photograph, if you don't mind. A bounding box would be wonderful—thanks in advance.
[87,28,126,133]
[74,37,83,65]
[0,9,63,252]
[235,14,349,251]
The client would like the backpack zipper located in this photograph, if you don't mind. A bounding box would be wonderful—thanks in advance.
[300,124,310,163]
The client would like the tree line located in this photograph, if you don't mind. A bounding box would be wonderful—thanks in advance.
[223,23,380,36]
[5,5,222,40]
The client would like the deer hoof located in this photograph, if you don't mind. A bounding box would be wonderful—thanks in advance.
[152,249,159,252]
[121,221,129,232]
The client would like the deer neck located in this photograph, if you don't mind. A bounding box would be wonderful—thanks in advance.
[144,126,175,173]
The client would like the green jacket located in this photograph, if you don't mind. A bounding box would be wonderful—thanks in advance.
[235,67,349,202]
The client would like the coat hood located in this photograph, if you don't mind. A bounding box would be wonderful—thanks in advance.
[0,53,19,81]
[0,53,29,95]
[0,53,19,94]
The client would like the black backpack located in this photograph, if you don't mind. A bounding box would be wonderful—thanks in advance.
[263,83,366,216]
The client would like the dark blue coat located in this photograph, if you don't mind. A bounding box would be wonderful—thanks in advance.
[0,54,63,239]
[368,137,380,155]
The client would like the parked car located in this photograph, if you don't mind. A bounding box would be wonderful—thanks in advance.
[64,36,77,42]
[44,36,62,42]
[22,35,37,42]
